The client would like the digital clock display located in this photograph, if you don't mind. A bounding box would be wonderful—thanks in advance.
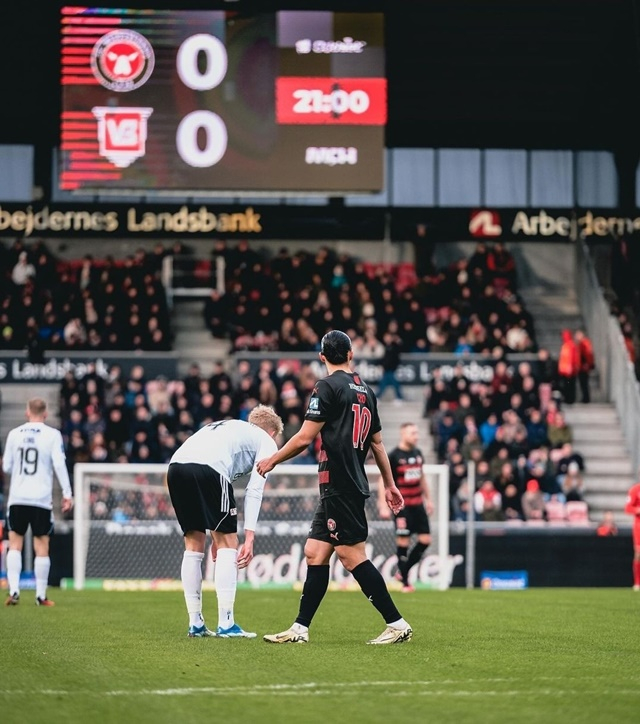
[59,8,386,194]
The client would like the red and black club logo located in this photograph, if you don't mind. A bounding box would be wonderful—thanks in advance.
[91,29,155,92]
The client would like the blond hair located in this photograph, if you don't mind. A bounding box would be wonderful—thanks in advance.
[248,404,284,437]
[27,398,47,418]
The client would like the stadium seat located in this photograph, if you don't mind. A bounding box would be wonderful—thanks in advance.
[566,501,589,525]
[545,500,567,523]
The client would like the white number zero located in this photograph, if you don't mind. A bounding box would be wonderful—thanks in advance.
[176,33,228,91]
[176,110,228,167]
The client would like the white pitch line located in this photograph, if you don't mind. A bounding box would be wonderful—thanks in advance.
[1,688,639,699]
[1,678,639,698]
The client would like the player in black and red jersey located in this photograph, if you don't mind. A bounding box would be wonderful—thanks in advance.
[257,330,412,645]
[378,422,433,592]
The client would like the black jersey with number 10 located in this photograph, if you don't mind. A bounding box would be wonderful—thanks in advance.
[304,370,382,499]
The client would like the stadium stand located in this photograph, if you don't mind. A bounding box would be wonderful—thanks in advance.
[59,359,321,469]
[203,243,538,357]
[59,360,325,522]
[0,238,171,352]
[424,350,590,522]
[47,238,598,524]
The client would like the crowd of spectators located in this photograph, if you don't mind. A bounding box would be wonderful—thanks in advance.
[62,353,590,526]
[60,360,324,522]
[0,238,171,354]
[204,240,537,358]
[425,357,589,523]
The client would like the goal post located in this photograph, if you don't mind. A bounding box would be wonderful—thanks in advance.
[71,462,454,591]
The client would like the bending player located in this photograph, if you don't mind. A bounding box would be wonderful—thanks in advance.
[624,478,640,591]
[167,405,283,637]
[257,330,412,645]
[378,422,433,592]
[3,398,73,606]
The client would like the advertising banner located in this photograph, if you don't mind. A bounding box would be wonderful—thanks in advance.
[73,520,461,590]
[0,203,385,240]
[392,208,640,243]
[236,352,541,387]
[0,353,178,383]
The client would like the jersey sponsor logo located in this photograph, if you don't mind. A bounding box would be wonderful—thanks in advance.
[92,106,154,168]
[90,30,155,92]
[308,397,319,410]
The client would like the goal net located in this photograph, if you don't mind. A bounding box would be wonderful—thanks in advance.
[71,462,454,591]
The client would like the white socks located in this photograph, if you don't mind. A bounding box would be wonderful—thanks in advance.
[181,550,205,628]
[34,556,51,600]
[6,549,22,596]
[182,547,240,631]
[6,552,51,600]
[215,548,238,630]
[388,617,409,630]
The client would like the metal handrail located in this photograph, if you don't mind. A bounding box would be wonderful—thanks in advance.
[576,240,640,472]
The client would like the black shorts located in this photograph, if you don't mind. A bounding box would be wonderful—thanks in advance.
[167,462,237,536]
[7,505,54,537]
[309,493,368,546]
[394,504,431,537]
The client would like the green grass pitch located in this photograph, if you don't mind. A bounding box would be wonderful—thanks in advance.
[1,588,639,724]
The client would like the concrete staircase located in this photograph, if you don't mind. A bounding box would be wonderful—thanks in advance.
[519,286,584,356]
[519,284,604,402]
[562,403,635,521]
[376,387,438,463]
[520,284,631,518]
[171,298,231,378]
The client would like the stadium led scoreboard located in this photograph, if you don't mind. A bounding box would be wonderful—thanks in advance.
[59,7,386,194]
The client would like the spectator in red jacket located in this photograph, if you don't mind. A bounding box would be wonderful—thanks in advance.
[574,329,595,404]
[557,329,579,404]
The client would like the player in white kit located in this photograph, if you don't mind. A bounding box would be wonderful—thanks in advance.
[3,398,73,606]
[167,405,283,638]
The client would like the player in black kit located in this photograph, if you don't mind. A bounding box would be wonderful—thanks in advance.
[378,422,433,592]
[257,330,413,645]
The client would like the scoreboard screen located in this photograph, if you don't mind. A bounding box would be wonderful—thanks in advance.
[59,7,386,194]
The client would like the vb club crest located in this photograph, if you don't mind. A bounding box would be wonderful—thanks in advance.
[92,107,154,168]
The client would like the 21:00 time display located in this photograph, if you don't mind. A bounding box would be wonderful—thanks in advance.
[292,88,371,115]
[276,77,387,126]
